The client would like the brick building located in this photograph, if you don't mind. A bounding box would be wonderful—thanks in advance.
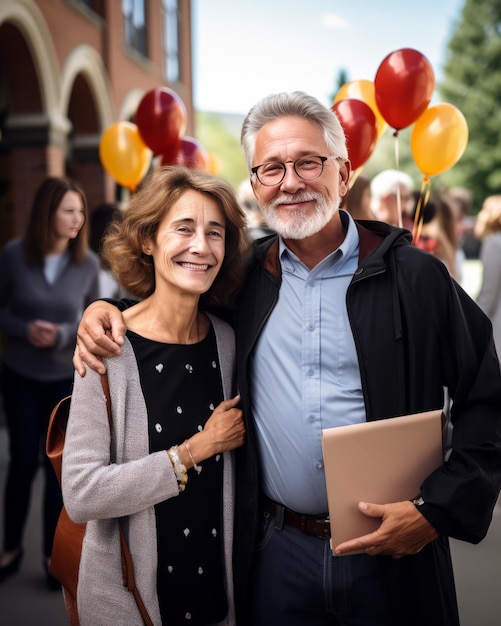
[0,0,194,245]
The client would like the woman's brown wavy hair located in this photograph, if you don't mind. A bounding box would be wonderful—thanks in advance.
[103,166,251,308]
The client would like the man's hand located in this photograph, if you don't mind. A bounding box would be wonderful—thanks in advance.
[334,500,438,558]
[73,301,126,376]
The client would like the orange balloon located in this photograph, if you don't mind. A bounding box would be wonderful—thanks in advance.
[334,79,387,140]
[99,122,152,191]
[410,103,468,177]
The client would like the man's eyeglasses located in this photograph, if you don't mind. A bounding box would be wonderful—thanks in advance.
[251,155,336,186]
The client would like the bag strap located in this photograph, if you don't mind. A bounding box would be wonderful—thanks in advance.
[100,373,154,626]
[119,524,154,626]
[100,372,112,429]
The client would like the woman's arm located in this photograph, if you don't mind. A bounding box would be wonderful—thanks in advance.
[62,366,178,523]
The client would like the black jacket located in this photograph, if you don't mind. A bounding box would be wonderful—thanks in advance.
[232,218,501,625]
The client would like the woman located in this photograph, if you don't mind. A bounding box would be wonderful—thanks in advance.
[474,194,501,361]
[0,177,100,587]
[62,166,249,625]
[415,193,461,280]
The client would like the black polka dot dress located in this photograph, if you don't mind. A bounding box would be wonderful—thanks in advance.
[127,326,227,625]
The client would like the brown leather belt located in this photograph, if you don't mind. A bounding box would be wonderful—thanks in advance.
[263,496,331,540]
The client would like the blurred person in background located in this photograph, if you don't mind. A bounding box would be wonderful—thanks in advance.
[447,187,480,260]
[414,193,462,281]
[0,177,100,588]
[371,169,415,229]
[237,179,274,240]
[89,202,124,299]
[474,194,501,361]
[343,174,375,221]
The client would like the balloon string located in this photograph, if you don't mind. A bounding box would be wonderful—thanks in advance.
[412,177,432,245]
[393,130,403,228]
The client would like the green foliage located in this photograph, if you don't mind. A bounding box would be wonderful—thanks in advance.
[195,111,248,192]
[329,69,349,103]
[439,0,501,210]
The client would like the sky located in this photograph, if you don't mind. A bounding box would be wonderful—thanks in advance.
[192,0,465,115]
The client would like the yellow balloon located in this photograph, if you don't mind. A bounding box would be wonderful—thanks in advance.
[208,151,220,175]
[334,79,387,140]
[99,122,152,191]
[410,103,468,177]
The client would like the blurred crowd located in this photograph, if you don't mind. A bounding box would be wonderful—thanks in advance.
[344,169,501,362]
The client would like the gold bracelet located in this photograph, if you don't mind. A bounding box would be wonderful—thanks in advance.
[184,440,202,474]
[167,446,188,492]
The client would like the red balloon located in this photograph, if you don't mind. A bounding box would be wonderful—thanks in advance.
[135,87,187,156]
[331,99,378,170]
[375,48,435,131]
[166,136,210,170]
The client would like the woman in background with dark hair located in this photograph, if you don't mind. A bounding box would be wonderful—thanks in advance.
[0,177,100,587]
[413,192,461,280]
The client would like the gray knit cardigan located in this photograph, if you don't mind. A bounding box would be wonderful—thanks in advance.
[62,313,237,625]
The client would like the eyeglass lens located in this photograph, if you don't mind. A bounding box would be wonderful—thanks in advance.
[257,156,325,185]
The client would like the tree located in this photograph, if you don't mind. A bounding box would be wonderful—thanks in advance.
[440,0,501,209]
[329,69,349,104]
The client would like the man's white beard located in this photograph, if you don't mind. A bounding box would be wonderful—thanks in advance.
[260,192,339,240]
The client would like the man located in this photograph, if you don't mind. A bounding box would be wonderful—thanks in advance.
[370,168,415,228]
[74,92,501,626]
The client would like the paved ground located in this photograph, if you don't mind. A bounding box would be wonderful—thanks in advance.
[0,393,500,624]
[0,413,68,625]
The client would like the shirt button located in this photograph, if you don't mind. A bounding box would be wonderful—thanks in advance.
[307,324,314,331]
[316,461,323,470]
[307,369,314,376]
[309,414,315,422]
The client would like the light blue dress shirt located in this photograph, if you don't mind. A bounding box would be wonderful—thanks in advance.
[249,211,366,514]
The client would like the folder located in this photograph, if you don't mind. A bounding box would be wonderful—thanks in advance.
[321,409,444,555]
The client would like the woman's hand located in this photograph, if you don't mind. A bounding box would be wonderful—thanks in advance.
[180,396,245,467]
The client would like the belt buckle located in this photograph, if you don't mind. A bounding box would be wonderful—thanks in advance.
[314,516,331,539]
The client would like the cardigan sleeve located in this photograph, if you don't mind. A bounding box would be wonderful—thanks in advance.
[62,347,180,524]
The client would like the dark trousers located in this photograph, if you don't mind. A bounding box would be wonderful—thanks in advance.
[1,366,71,558]
[251,508,391,626]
